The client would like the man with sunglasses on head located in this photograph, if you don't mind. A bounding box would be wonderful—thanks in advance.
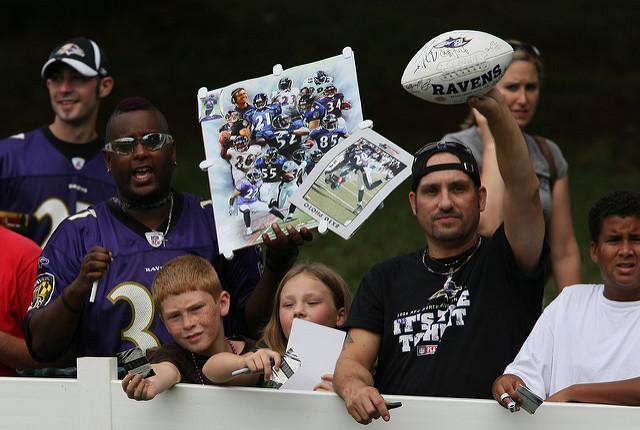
[0,37,116,247]
[334,88,548,424]
[24,97,310,365]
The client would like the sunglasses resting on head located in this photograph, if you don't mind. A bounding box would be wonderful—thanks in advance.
[506,40,542,59]
[411,141,481,191]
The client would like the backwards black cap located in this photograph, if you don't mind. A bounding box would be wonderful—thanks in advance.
[411,141,481,191]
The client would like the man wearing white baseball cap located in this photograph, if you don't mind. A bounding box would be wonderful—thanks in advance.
[0,37,117,247]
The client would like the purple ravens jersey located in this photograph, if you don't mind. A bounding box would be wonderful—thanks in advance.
[347,146,370,169]
[236,180,261,205]
[290,118,306,130]
[309,127,348,153]
[305,159,317,175]
[299,102,326,126]
[271,127,307,160]
[255,155,285,183]
[245,104,282,141]
[0,128,116,246]
[318,93,347,117]
[26,192,261,357]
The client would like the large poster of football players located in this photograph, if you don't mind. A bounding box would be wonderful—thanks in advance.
[198,51,363,254]
[289,128,413,240]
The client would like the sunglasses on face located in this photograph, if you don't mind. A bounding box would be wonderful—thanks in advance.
[105,133,174,155]
[507,40,542,59]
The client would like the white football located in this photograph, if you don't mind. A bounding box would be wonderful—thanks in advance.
[401,30,513,105]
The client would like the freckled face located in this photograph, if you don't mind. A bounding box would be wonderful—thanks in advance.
[160,290,229,355]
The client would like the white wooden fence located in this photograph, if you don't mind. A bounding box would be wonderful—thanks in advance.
[0,357,638,430]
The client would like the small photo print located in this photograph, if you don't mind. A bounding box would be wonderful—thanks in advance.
[269,348,302,390]
[198,51,363,255]
[289,128,413,239]
[116,346,155,378]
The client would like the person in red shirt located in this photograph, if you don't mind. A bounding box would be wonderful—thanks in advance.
[0,226,42,376]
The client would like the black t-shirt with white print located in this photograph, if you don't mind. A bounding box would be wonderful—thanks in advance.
[344,225,548,399]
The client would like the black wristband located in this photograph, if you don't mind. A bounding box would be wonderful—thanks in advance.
[265,246,299,273]
[60,289,83,314]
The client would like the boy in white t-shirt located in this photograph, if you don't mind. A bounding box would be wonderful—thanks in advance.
[493,190,640,407]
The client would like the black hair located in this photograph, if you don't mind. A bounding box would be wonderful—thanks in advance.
[588,190,640,242]
[231,87,245,104]
[105,96,169,140]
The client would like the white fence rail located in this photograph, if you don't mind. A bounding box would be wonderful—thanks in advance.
[0,357,638,430]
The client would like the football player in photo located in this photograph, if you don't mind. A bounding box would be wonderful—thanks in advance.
[277,160,304,222]
[295,94,326,130]
[254,146,285,208]
[269,114,310,161]
[317,84,351,128]
[202,92,222,120]
[230,87,253,117]
[245,93,282,146]
[326,141,390,214]
[308,114,349,154]
[228,169,286,235]
[218,110,250,151]
[303,148,324,177]
[300,70,334,98]
[291,149,310,182]
[271,77,300,118]
[221,136,263,187]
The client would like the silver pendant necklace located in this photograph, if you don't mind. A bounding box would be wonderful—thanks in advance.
[157,193,174,246]
[422,237,482,293]
[143,193,174,248]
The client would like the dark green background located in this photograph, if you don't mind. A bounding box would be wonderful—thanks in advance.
[3,1,639,299]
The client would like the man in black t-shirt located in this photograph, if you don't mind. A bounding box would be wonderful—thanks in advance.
[334,89,548,425]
